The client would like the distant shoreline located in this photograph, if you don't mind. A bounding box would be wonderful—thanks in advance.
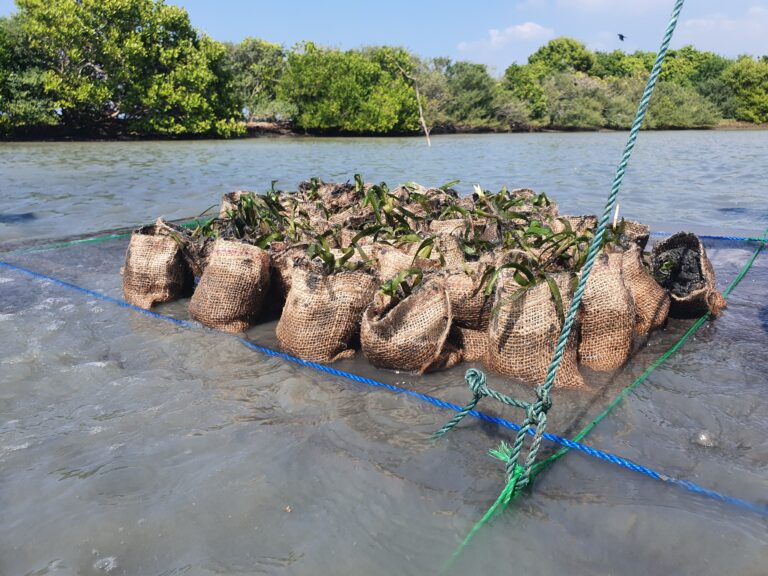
[1,120,766,143]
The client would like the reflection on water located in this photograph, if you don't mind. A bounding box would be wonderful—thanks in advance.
[2,130,767,244]
[1,133,767,574]
[0,235,766,575]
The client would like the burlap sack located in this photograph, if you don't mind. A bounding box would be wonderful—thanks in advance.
[276,261,378,363]
[263,244,307,317]
[219,191,254,218]
[553,215,597,236]
[652,232,727,318]
[361,279,459,374]
[189,239,271,333]
[429,219,468,237]
[403,234,465,269]
[370,243,439,281]
[123,223,193,309]
[487,271,585,388]
[298,180,361,211]
[622,245,669,336]
[620,220,650,250]
[442,263,493,330]
[578,252,636,372]
[474,217,500,243]
[449,325,488,362]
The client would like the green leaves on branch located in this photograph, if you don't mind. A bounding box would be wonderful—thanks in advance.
[7,0,243,137]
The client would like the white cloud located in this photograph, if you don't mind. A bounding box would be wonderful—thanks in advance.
[675,5,768,56]
[458,22,555,53]
[456,22,555,71]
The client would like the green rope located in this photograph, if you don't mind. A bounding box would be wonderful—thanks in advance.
[435,0,687,492]
[522,224,768,479]
[2,219,202,256]
[441,224,767,572]
[442,223,768,572]
[437,0,688,568]
[431,369,532,440]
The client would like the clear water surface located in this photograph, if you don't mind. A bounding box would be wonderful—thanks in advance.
[1,132,767,575]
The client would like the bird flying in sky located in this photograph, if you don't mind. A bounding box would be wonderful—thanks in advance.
[618,33,627,41]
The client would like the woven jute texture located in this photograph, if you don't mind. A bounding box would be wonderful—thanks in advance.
[622,244,669,336]
[361,279,456,374]
[123,224,193,309]
[264,244,307,317]
[487,271,585,388]
[429,219,469,237]
[553,215,597,236]
[652,232,727,318]
[578,252,637,372]
[442,263,493,330]
[449,325,488,363]
[403,234,465,269]
[621,220,650,251]
[276,262,378,363]
[189,239,271,333]
[371,243,439,282]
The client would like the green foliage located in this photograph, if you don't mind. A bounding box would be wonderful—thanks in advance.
[14,0,243,137]
[277,42,418,134]
[0,15,58,135]
[443,61,496,124]
[224,37,288,121]
[492,89,533,130]
[723,57,768,123]
[646,82,719,128]
[413,57,452,130]
[501,63,548,120]
[593,50,653,78]
[528,37,595,74]
[543,73,607,129]
[1,6,766,138]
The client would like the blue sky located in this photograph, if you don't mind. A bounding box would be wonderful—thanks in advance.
[2,0,766,74]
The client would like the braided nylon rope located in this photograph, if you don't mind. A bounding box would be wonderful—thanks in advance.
[0,256,765,523]
[434,0,688,499]
[438,232,768,576]
[508,0,687,491]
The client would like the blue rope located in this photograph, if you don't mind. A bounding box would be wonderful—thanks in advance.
[650,231,767,243]
[1,258,766,517]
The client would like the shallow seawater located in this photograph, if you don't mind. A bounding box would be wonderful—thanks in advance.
[1,133,767,575]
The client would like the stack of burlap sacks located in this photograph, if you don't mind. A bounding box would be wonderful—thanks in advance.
[122,180,726,389]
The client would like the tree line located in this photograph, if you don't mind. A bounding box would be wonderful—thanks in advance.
[1,0,767,139]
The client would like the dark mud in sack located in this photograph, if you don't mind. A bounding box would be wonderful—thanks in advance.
[622,244,669,336]
[442,263,493,330]
[652,232,727,318]
[619,219,650,251]
[579,252,636,372]
[123,221,193,309]
[487,271,585,388]
[449,325,488,363]
[263,244,307,318]
[361,280,461,374]
[276,261,378,363]
[189,239,271,333]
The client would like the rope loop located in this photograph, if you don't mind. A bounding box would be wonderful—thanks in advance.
[465,368,488,399]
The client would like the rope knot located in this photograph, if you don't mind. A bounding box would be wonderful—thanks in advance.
[535,388,552,412]
[465,368,488,398]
